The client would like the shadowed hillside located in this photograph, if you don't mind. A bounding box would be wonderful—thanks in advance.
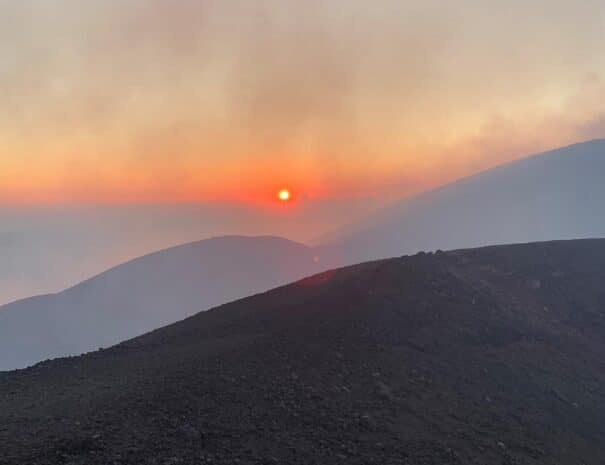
[1,239,604,464]
[0,236,335,371]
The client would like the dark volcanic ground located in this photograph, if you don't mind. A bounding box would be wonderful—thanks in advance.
[2,239,605,464]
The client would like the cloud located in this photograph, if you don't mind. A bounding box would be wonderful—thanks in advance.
[0,0,604,202]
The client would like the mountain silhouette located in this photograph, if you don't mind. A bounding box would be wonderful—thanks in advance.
[0,236,334,371]
[3,140,605,372]
[326,139,605,264]
[1,239,604,464]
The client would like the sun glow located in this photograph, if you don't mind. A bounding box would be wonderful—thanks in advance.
[278,189,291,202]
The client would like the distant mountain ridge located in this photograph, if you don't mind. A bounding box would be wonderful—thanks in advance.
[326,139,605,264]
[3,139,605,372]
[0,235,336,371]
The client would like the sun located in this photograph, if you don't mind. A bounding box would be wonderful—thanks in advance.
[277,188,291,202]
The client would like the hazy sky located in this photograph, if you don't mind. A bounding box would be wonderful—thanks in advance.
[1,0,605,304]
[1,0,605,206]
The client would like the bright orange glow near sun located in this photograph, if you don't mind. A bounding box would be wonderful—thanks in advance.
[278,189,291,202]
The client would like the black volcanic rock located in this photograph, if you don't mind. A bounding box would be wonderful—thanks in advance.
[1,239,605,464]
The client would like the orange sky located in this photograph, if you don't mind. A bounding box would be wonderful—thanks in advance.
[1,0,605,207]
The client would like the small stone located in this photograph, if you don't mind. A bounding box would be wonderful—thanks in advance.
[360,413,378,431]
[376,381,394,401]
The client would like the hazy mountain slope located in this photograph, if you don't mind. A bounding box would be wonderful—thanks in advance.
[325,139,605,264]
[1,239,604,464]
[0,236,334,371]
[0,201,374,306]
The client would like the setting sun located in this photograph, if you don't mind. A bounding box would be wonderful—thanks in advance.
[278,189,291,202]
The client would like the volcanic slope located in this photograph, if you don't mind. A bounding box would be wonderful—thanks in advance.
[1,239,605,465]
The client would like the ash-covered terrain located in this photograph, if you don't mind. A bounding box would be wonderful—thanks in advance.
[1,239,605,464]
